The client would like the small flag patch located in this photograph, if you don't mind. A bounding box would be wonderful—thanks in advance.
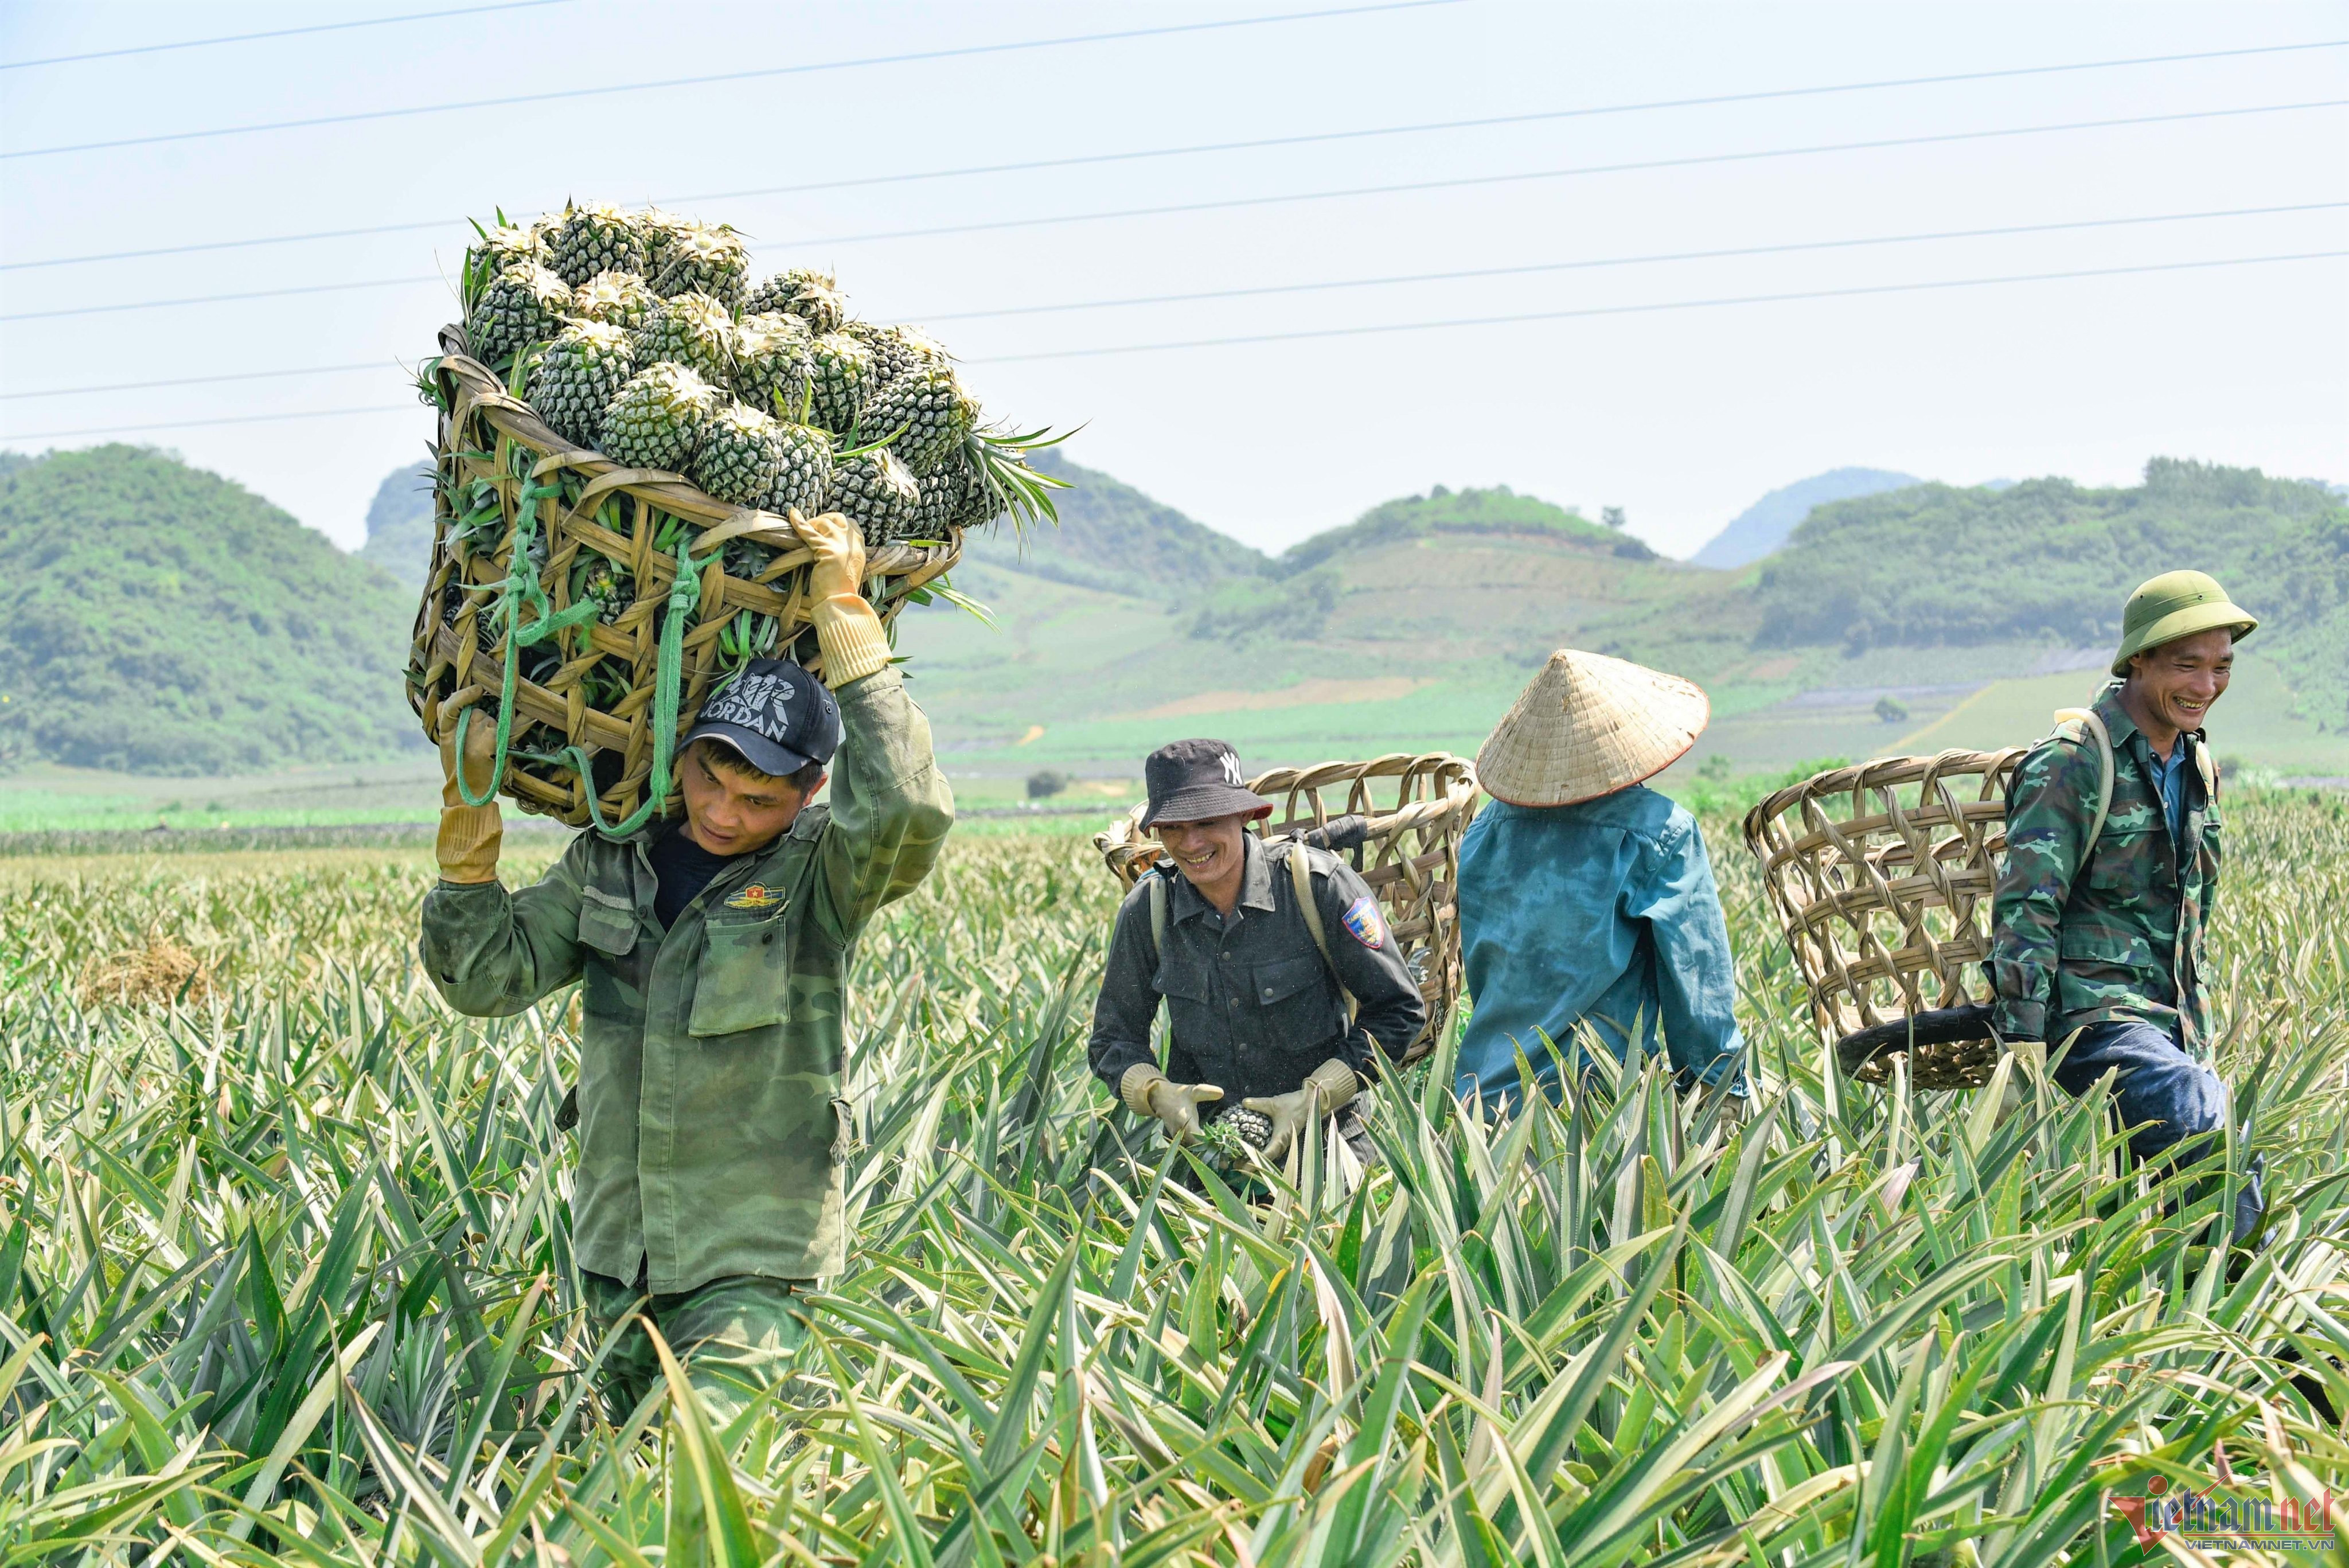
[725,884,785,911]
[1340,896,1386,949]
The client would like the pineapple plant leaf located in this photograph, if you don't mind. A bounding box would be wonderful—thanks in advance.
[599,362,720,473]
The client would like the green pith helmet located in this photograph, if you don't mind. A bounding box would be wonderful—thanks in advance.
[2110,570,2258,677]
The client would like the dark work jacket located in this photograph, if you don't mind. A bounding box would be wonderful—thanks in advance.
[1087,833,1426,1103]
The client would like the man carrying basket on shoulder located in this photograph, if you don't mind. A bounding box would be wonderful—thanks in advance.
[1989,570,2263,1246]
[1088,739,1426,1169]
[420,509,955,1426]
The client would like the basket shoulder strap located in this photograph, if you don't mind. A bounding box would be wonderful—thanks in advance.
[1148,873,1166,959]
[1286,842,1359,1025]
[2050,706,2116,863]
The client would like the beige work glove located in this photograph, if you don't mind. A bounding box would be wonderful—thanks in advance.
[791,508,891,687]
[1119,1064,1224,1144]
[1243,1058,1361,1162]
[435,704,504,884]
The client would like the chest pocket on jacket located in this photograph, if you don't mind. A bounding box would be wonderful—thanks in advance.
[1154,949,1215,1041]
[577,887,638,956]
[2082,822,2167,896]
[688,910,790,1037]
[1251,952,1335,1047]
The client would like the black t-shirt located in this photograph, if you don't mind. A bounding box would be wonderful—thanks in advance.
[647,823,742,929]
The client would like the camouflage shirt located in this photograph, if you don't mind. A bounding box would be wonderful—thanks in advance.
[419,668,953,1292]
[1988,686,2220,1051]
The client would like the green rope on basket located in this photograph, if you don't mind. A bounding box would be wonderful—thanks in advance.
[451,478,601,808]
[560,533,711,840]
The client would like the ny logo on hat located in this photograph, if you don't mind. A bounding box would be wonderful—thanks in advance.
[1220,752,1244,785]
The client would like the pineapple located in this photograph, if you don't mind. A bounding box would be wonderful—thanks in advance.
[652,223,750,306]
[599,362,720,473]
[470,217,549,278]
[691,403,794,506]
[548,201,650,287]
[846,321,948,386]
[731,311,813,418]
[826,448,920,549]
[526,321,636,448]
[571,553,634,625]
[861,361,978,473]
[766,419,835,517]
[568,269,657,333]
[806,332,877,436]
[465,263,572,368]
[630,292,736,384]
[746,268,845,334]
[638,207,690,271]
[913,459,981,537]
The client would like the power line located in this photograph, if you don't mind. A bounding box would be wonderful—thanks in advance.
[11,102,2337,325]
[791,99,2349,249]
[920,201,2349,322]
[0,1,1456,161]
[0,404,417,443]
[5,250,2337,443]
[0,1,571,71]
[9,38,2341,273]
[967,250,2349,364]
[10,201,2336,396]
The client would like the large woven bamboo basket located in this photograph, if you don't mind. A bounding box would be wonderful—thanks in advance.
[1094,753,1479,1062]
[1742,748,2028,1089]
[408,327,962,830]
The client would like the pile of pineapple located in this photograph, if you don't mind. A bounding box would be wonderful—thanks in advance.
[460,199,1036,549]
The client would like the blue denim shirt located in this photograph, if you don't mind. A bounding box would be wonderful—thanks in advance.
[2148,737,2189,853]
[1455,786,1746,1105]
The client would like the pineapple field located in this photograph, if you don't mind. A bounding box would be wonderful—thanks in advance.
[415,201,1059,830]
[6,792,2349,1563]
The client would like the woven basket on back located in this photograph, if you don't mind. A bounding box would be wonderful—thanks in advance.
[1742,748,2028,1090]
[408,329,961,830]
[1094,753,1479,1062]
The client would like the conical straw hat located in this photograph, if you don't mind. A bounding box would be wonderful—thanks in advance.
[1474,649,1710,808]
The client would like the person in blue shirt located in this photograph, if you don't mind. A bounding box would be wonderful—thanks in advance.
[1455,649,1747,1112]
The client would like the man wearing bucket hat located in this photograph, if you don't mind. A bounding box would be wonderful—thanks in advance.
[1454,650,1747,1113]
[1088,738,1426,1167]
[421,507,955,1424]
[1989,570,2263,1245]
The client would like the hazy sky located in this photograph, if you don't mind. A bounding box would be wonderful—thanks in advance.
[2,1,2344,559]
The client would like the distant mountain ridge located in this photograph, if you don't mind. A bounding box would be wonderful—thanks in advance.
[361,462,435,590]
[1691,466,1921,568]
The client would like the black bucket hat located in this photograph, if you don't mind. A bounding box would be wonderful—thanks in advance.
[1140,738,1271,828]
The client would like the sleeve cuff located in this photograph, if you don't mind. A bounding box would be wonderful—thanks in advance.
[1993,999,2047,1040]
[814,592,893,687]
[435,803,502,884]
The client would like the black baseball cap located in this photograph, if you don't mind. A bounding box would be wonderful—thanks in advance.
[1139,738,1271,828]
[682,658,841,778]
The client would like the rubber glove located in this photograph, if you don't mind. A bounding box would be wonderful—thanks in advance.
[791,508,891,687]
[1118,1063,1225,1144]
[1242,1058,1361,1162]
[436,704,504,884]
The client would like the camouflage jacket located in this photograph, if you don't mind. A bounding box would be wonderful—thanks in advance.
[1988,686,2220,1052]
[419,668,953,1292]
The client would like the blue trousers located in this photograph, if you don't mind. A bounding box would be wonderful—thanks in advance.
[2050,1019,2263,1245]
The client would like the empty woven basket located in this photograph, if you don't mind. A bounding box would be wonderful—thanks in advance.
[1094,753,1479,1062]
[1742,748,2028,1089]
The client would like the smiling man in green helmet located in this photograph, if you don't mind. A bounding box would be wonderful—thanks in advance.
[1989,570,2264,1246]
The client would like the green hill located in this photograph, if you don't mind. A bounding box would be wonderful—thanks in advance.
[0,446,421,774]
[360,461,436,591]
[1757,459,2349,732]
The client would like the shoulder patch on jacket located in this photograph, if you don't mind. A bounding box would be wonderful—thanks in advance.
[1340,896,1386,949]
